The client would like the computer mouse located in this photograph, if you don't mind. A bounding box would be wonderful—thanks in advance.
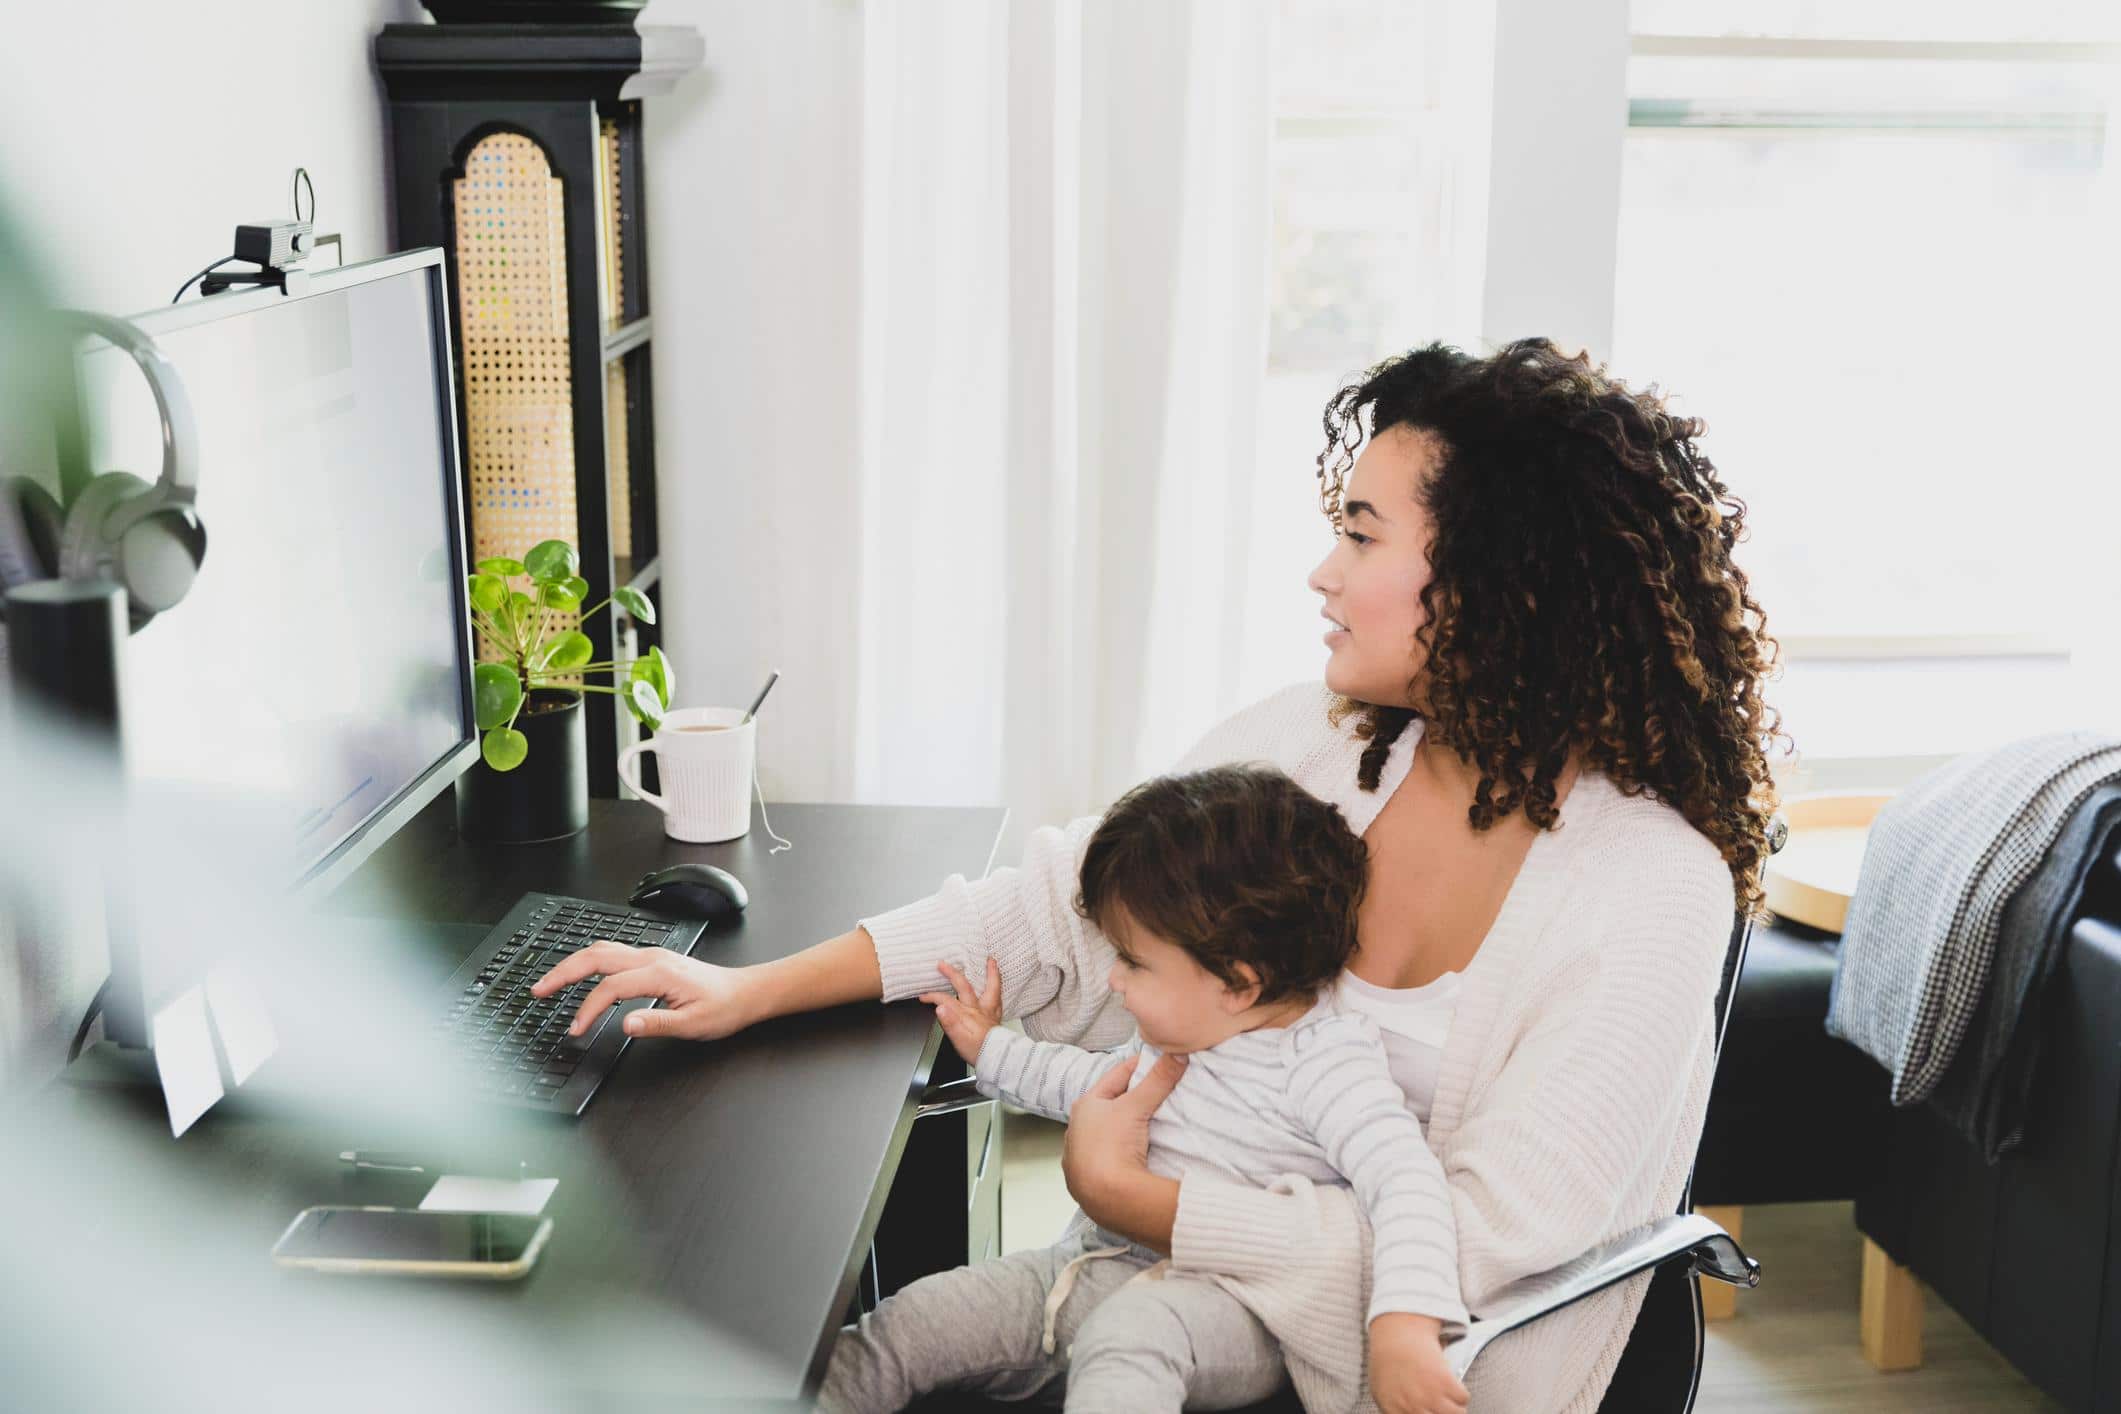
[630,863,749,923]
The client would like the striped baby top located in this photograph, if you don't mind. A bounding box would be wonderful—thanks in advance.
[972,989,1465,1331]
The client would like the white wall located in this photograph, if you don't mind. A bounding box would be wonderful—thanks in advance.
[0,1,425,316]
[639,0,867,807]
[1480,0,1630,361]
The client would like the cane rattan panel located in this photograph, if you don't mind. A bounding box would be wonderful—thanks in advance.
[453,131,582,671]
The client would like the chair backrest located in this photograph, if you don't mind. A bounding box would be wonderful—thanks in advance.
[1593,906,1758,1414]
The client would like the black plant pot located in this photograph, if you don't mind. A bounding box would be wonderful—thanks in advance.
[454,690,589,843]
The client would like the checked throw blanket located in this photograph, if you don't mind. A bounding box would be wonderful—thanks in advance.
[1825,731,2121,1106]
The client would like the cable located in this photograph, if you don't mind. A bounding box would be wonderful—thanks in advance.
[172,169,315,306]
[170,256,240,305]
[753,757,794,855]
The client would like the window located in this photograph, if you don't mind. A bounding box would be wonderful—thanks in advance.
[1242,2,2121,779]
[1238,0,1490,707]
[1613,4,2121,774]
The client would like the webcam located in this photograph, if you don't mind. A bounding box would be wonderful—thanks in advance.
[232,219,316,271]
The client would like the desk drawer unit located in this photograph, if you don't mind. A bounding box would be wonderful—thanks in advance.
[872,1043,1005,1297]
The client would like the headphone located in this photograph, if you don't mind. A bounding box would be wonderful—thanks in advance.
[0,311,207,632]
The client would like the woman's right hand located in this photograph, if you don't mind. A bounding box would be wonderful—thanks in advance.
[530,939,766,1042]
[1061,1053,1188,1252]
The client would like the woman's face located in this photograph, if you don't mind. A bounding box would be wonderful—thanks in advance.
[1306,422,1440,710]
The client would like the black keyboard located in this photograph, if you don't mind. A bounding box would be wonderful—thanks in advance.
[432,892,709,1116]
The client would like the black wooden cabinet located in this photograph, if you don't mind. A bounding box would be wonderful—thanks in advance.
[376,22,702,797]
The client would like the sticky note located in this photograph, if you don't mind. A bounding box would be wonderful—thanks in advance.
[419,1174,558,1216]
[151,985,225,1138]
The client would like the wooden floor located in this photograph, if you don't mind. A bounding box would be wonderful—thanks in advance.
[999,1114,2060,1412]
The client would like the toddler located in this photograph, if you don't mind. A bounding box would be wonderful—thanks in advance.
[815,764,1470,1414]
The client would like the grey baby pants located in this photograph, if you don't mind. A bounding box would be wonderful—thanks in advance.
[814,1221,1289,1413]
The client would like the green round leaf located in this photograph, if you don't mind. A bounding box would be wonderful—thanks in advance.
[651,645,674,706]
[536,629,594,673]
[481,726,528,772]
[612,585,656,626]
[538,580,582,611]
[477,556,525,578]
[468,572,507,614]
[629,678,666,731]
[472,662,523,731]
[629,645,672,708]
[563,575,590,603]
[524,540,578,584]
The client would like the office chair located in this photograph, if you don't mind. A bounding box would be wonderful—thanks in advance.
[901,862,1773,1412]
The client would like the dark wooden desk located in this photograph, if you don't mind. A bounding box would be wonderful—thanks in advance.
[45,792,1003,1410]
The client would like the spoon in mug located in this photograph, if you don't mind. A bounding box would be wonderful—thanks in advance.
[740,669,779,726]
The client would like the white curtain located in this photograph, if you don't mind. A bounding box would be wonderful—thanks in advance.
[646,0,1497,866]
[648,0,1274,862]
[850,0,1275,863]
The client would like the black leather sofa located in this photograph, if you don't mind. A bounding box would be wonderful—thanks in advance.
[1693,831,2121,1409]
[1853,833,2121,1410]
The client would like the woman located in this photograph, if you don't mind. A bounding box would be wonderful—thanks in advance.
[538,338,1785,1411]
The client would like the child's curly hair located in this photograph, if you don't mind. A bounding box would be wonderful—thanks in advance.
[1316,338,1789,916]
[1073,764,1367,1005]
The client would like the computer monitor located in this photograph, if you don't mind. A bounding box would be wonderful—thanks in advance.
[73,248,478,1045]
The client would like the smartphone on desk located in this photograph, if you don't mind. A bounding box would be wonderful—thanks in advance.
[271,1205,552,1280]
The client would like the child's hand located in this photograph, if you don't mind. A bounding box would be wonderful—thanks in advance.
[918,958,1003,1066]
[1368,1313,1469,1414]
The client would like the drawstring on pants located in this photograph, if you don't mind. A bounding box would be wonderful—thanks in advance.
[1039,1247,1172,1356]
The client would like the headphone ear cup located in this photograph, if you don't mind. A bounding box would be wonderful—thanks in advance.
[56,470,150,586]
[116,504,207,617]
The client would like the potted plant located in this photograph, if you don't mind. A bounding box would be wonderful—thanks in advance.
[453,538,673,842]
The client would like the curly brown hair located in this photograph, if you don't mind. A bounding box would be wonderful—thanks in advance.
[1315,338,1788,915]
[1073,764,1368,1005]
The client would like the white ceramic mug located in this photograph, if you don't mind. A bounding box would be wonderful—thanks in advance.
[618,706,755,843]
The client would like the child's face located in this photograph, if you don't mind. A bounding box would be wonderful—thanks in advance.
[1105,909,1255,1054]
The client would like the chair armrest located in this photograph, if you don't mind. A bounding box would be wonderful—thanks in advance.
[1445,1213,1759,1380]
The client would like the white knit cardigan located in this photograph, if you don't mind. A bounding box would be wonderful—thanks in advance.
[858,680,1734,1412]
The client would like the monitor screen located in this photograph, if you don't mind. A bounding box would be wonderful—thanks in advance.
[77,251,476,894]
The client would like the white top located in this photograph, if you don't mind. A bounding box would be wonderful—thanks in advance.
[859,679,1732,1414]
[975,990,1466,1330]
[1335,968,1463,1124]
